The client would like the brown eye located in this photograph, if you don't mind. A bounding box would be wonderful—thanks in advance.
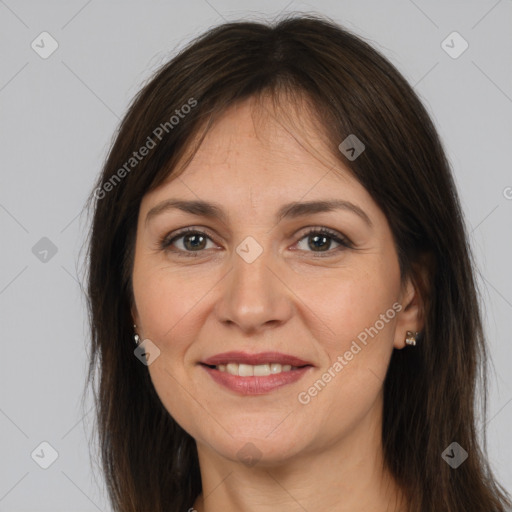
[295,228,351,256]
[180,232,208,251]
[160,229,216,256]
[306,233,332,251]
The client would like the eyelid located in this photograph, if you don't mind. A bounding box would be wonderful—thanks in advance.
[295,226,353,246]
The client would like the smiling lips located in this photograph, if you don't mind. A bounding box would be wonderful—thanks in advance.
[200,351,313,395]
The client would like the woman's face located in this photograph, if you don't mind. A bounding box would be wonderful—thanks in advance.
[131,97,418,466]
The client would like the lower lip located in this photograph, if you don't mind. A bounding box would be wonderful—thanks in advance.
[201,364,312,395]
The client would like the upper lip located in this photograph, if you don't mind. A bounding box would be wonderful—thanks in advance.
[201,351,313,367]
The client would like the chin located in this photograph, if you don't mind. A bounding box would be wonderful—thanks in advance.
[196,427,312,468]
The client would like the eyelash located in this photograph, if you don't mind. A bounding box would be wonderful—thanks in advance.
[158,226,353,258]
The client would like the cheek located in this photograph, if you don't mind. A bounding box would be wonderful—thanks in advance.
[293,271,400,443]
[133,270,201,430]
[299,258,401,420]
[132,266,209,412]
[132,261,208,345]
[294,260,400,353]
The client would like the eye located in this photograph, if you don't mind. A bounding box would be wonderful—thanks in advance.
[294,227,352,256]
[160,228,217,257]
[159,226,352,258]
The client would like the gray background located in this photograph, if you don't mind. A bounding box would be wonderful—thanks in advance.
[1,0,511,510]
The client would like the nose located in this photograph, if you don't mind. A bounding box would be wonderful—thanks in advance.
[214,241,294,334]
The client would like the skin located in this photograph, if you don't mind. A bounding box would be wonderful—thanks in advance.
[131,96,423,512]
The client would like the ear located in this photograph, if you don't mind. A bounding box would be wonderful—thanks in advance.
[393,260,429,349]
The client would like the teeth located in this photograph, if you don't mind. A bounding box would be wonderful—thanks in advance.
[226,363,238,375]
[239,364,253,377]
[215,362,298,376]
[270,363,281,374]
[254,364,270,376]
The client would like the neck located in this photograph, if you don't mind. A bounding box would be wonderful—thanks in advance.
[192,398,406,512]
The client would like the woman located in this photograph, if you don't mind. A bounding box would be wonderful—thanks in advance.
[85,14,511,512]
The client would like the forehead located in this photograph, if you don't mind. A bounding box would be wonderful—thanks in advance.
[160,96,356,189]
[140,95,381,225]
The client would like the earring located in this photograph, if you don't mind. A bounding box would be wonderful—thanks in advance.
[405,330,420,346]
[133,324,141,345]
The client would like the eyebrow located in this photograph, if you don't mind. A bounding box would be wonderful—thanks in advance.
[145,198,372,227]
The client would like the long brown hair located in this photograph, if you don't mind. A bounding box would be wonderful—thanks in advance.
[84,13,511,511]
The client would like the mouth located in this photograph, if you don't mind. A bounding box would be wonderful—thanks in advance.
[199,351,314,395]
[201,351,312,373]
